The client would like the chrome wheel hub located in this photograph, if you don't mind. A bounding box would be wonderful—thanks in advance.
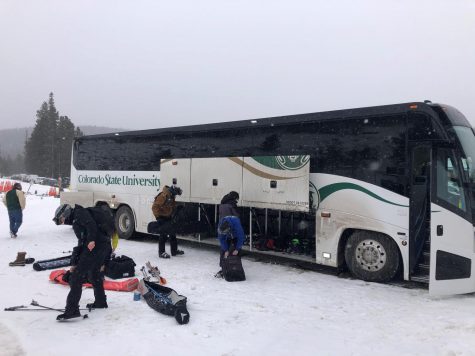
[119,215,130,232]
[355,239,387,271]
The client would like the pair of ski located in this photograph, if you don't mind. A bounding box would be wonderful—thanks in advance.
[4,300,89,320]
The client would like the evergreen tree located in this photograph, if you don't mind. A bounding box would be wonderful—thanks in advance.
[25,93,79,178]
[56,115,75,178]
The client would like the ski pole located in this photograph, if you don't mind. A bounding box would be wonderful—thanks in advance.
[31,300,88,312]
[5,307,62,312]
[4,305,28,311]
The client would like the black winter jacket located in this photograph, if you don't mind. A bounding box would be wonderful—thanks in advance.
[72,205,110,246]
[219,194,239,219]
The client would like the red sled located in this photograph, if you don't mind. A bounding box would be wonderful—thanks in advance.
[49,269,139,292]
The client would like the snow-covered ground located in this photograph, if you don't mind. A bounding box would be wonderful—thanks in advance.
[1,187,475,356]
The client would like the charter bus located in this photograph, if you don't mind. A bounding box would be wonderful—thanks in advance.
[61,101,475,296]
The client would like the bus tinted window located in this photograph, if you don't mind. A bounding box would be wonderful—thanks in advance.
[408,112,443,141]
[74,114,408,197]
[315,115,407,195]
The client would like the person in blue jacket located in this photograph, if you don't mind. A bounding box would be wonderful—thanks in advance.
[215,215,244,278]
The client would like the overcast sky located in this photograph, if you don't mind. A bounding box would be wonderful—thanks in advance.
[0,0,474,131]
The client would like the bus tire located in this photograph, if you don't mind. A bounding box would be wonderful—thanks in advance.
[344,231,399,283]
[115,206,135,240]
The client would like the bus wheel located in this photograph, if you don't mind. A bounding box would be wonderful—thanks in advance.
[344,231,399,282]
[115,206,135,240]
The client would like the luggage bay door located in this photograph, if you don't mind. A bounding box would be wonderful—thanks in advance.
[189,157,243,205]
[159,159,191,202]
[241,155,310,211]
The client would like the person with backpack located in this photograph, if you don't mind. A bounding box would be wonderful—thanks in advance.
[52,204,111,321]
[150,185,185,258]
[2,182,26,238]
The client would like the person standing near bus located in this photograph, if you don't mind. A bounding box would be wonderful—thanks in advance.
[2,182,26,238]
[151,185,185,258]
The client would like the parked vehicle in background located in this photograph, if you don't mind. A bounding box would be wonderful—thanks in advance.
[61,177,70,188]
[41,178,59,187]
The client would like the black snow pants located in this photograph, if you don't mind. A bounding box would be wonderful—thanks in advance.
[158,234,178,255]
[153,217,179,256]
[65,242,108,314]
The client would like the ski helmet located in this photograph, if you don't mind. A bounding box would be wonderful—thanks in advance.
[53,204,73,225]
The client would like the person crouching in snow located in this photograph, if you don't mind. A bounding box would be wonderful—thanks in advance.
[2,182,26,238]
[53,204,109,321]
[215,216,245,278]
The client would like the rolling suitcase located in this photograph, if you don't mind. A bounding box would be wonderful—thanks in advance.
[222,255,246,282]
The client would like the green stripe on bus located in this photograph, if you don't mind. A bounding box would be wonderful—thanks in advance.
[318,182,408,207]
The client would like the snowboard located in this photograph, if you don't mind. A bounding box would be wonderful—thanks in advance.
[49,269,139,292]
[33,255,72,271]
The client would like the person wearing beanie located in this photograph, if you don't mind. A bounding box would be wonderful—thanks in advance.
[2,182,26,238]
[150,185,185,258]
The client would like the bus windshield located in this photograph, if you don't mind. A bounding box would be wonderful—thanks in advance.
[453,126,475,223]
[454,126,475,183]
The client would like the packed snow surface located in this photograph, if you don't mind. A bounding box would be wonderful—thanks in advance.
[1,186,475,356]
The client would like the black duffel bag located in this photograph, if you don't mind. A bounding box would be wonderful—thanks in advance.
[105,255,136,279]
[222,255,246,282]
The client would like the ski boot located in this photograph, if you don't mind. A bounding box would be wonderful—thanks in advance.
[57,309,81,321]
[159,252,170,259]
[86,301,108,310]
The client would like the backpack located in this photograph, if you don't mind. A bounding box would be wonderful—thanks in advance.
[87,206,115,237]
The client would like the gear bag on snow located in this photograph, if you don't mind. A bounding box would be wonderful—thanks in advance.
[33,255,72,271]
[86,206,115,237]
[138,279,190,325]
[105,255,136,279]
[50,269,139,292]
[222,255,246,282]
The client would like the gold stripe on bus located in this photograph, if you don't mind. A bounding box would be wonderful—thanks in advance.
[228,157,301,181]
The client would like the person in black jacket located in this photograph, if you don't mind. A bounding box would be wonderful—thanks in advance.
[219,191,240,220]
[53,204,110,321]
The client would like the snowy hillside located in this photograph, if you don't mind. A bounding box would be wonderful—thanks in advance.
[1,188,475,356]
